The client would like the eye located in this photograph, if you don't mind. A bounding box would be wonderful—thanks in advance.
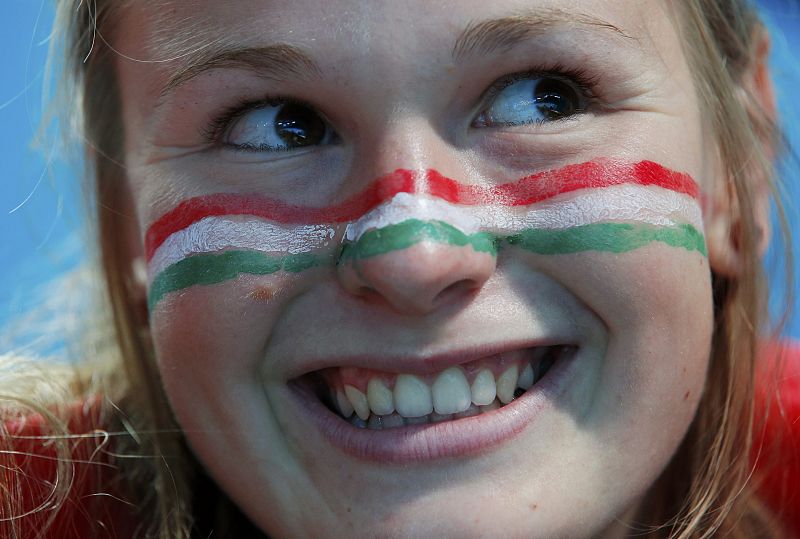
[223,101,336,151]
[474,75,586,128]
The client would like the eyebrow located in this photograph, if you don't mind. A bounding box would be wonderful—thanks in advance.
[452,9,633,62]
[161,43,321,96]
[159,9,630,96]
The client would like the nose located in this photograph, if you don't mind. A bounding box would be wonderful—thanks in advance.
[337,231,497,315]
[336,117,497,314]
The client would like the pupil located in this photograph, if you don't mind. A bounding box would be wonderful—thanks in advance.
[275,103,326,147]
[534,78,579,121]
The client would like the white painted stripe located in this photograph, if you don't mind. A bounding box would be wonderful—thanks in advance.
[147,217,335,283]
[344,185,703,241]
[149,184,703,281]
[345,192,482,241]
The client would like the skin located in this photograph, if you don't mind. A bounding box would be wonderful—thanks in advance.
[115,0,726,536]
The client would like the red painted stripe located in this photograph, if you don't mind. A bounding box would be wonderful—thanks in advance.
[424,160,698,205]
[145,159,699,261]
[145,169,415,261]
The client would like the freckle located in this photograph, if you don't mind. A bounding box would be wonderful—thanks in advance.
[248,286,275,301]
[684,390,690,400]
[529,503,538,511]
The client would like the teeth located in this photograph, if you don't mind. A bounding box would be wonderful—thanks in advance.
[350,416,367,429]
[344,385,370,421]
[394,374,433,417]
[470,368,497,406]
[367,414,383,430]
[382,413,405,428]
[454,403,480,419]
[335,389,354,418]
[431,367,472,414]
[367,378,394,415]
[480,400,501,413]
[335,348,561,424]
[518,363,534,390]
[496,365,519,404]
[350,396,534,428]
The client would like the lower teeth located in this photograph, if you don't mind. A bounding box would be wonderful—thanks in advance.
[347,395,514,429]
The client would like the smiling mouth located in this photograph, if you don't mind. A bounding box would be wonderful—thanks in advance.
[302,345,569,430]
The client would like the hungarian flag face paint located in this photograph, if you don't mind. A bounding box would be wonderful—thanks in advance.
[145,159,706,310]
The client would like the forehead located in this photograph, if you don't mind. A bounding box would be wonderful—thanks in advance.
[118,0,681,90]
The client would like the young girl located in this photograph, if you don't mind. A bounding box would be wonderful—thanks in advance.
[2,0,798,537]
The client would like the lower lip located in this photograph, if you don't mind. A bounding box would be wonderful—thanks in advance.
[289,346,580,463]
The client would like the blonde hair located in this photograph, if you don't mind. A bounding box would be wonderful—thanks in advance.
[0,0,792,537]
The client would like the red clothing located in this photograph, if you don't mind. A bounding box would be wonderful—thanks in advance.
[4,342,800,538]
[753,340,800,537]
[2,397,139,538]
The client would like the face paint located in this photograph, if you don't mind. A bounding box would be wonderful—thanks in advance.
[148,219,336,285]
[145,159,704,310]
[146,217,336,309]
[344,184,702,242]
[340,159,704,261]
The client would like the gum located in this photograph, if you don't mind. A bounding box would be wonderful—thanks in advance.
[324,347,551,393]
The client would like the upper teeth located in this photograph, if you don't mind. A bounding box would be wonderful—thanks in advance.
[394,374,432,417]
[367,378,395,416]
[335,354,549,422]
[431,367,472,414]
[470,368,496,406]
[495,364,518,404]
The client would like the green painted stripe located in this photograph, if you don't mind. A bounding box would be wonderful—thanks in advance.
[340,219,499,262]
[147,251,322,310]
[505,222,707,256]
[148,221,706,309]
[341,219,706,261]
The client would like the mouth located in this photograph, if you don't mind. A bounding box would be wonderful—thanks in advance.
[314,345,565,428]
[289,344,578,462]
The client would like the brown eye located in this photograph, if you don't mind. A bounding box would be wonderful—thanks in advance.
[274,103,328,147]
[225,101,335,151]
[531,78,580,120]
[474,75,585,127]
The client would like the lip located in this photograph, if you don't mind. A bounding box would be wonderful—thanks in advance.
[283,337,579,379]
[289,345,580,463]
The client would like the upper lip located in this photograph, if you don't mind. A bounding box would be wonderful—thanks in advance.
[285,336,580,381]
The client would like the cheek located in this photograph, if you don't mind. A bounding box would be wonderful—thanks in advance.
[523,247,713,513]
[528,245,713,422]
[607,250,712,413]
[150,273,304,395]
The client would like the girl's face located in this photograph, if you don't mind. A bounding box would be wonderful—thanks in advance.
[118,1,718,536]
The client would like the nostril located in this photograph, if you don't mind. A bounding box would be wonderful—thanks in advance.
[433,279,478,307]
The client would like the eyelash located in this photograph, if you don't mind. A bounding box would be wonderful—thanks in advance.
[201,63,603,148]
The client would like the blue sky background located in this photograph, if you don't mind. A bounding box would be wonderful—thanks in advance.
[1,1,799,356]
